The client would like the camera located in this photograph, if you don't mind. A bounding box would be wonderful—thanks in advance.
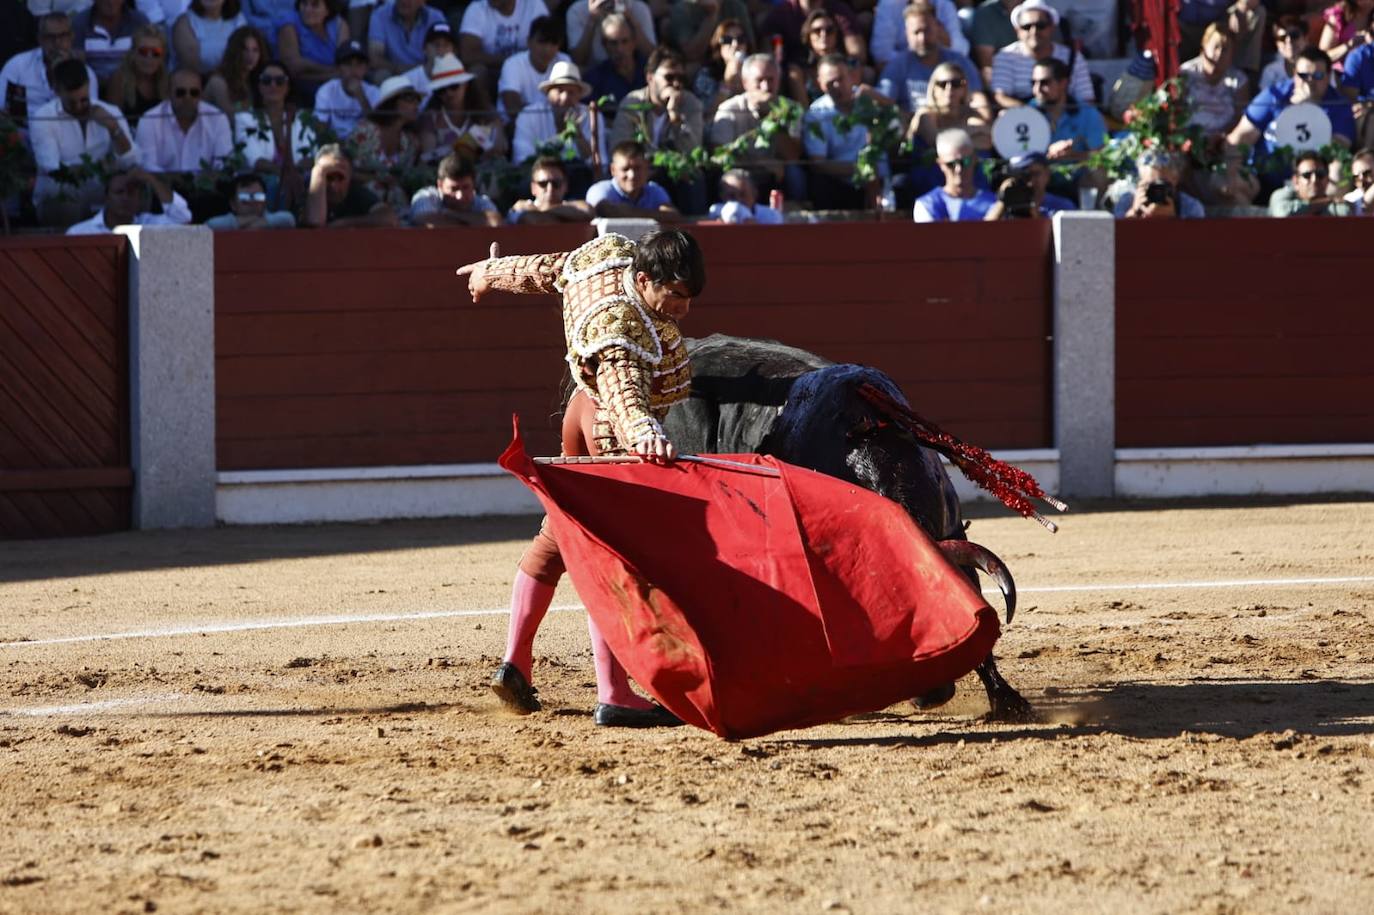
[1144,180,1173,205]
[998,175,1036,219]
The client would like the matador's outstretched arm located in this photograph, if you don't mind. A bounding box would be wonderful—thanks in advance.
[455,242,570,301]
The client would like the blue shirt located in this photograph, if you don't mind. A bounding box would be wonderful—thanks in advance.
[368,2,446,71]
[585,55,647,106]
[586,178,673,210]
[913,187,997,222]
[803,94,878,167]
[1337,43,1374,97]
[1243,80,1355,156]
[1040,103,1107,152]
[1039,192,1077,215]
[877,50,984,113]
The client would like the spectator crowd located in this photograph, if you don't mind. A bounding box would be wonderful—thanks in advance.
[2,0,1373,233]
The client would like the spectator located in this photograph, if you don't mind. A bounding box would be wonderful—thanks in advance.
[1180,22,1250,142]
[240,0,295,42]
[1260,17,1308,91]
[204,169,297,227]
[872,0,968,66]
[707,167,783,222]
[691,17,751,121]
[984,151,1075,218]
[511,60,598,170]
[301,142,399,225]
[423,53,507,163]
[584,13,647,109]
[1319,0,1373,72]
[1341,147,1374,212]
[909,60,991,152]
[1268,149,1352,215]
[32,57,139,225]
[173,0,249,76]
[804,55,894,210]
[1,12,96,122]
[235,60,319,209]
[1112,150,1206,218]
[103,22,169,125]
[498,15,569,121]
[278,0,350,103]
[1178,0,1265,75]
[314,39,378,138]
[506,155,595,222]
[1337,30,1374,148]
[204,25,268,114]
[666,0,754,71]
[757,0,867,73]
[970,0,1018,86]
[368,0,446,80]
[73,0,150,84]
[787,10,842,105]
[348,73,427,206]
[457,0,550,88]
[607,46,704,212]
[878,3,989,117]
[1032,57,1105,167]
[1227,48,1354,160]
[134,67,235,173]
[66,165,192,232]
[409,152,502,225]
[586,138,679,217]
[566,0,655,68]
[990,0,1094,108]
[400,21,456,103]
[709,53,805,200]
[913,127,997,221]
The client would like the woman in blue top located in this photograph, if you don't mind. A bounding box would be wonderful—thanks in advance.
[278,0,350,104]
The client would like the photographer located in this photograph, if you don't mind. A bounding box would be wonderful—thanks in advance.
[1113,150,1206,219]
[984,151,1075,219]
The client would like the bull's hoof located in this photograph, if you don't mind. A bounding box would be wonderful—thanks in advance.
[910,681,957,711]
[982,693,1041,724]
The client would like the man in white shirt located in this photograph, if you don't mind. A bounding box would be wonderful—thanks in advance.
[400,21,456,106]
[565,0,655,67]
[497,15,568,121]
[66,166,193,234]
[314,40,379,139]
[0,12,97,122]
[31,58,139,226]
[458,0,549,90]
[707,168,783,223]
[134,67,233,174]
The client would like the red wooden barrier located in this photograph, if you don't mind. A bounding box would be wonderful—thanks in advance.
[215,222,1053,471]
[1116,219,1374,447]
[0,236,131,538]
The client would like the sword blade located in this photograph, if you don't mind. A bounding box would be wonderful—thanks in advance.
[533,454,781,477]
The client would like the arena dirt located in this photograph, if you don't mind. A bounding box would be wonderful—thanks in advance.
[1,498,1372,914]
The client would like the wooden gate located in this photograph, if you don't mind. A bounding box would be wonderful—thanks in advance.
[0,235,132,539]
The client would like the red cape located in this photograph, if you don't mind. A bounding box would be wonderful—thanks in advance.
[500,424,1000,739]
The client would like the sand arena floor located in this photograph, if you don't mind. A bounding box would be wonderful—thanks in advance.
[1,497,1373,914]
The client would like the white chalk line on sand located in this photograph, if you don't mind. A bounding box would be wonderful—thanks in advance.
[2,575,1371,651]
[5,693,188,717]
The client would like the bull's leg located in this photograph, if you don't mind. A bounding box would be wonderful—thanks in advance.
[975,653,1038,723]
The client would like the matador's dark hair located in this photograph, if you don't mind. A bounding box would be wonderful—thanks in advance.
[633,229,705,297]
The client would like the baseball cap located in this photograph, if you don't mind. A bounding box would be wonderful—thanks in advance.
[335,39,367,64]
[425,22,454,44]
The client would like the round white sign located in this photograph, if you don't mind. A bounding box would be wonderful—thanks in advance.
[1270,102,1332,151]
[992,106,1052,159]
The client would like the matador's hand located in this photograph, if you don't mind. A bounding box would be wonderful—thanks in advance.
[632,434,677,465]
[455,241,501,303]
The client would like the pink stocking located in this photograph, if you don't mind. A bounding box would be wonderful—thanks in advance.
[503,570,557,680]
[587,614,654,709]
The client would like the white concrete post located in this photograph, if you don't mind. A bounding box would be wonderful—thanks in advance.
[1052,211,1116,499]
[117,225,217,529]
[592,217,660,241]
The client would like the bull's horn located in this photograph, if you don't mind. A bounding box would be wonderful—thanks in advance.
[937,540,1017,625]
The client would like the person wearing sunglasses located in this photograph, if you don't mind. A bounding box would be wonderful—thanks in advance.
[205,170,297,228]
[104,23,170,126]
[1,12,96,123]
[134,67,235,176]
[913,127,999,221]
[692,18,752,120]
[1339,147,1374,212]
[880,3,990,120]
[990,0,1094,109]
[1261,17,1310,91]
[1268,149,1353,216]
[1227,46,1354,178]
[233,61,321,210]
[507,155,595,223]
[909,60,991,155]
[757,0,866,75]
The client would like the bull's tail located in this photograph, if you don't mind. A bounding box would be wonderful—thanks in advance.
[857,383,1068,532]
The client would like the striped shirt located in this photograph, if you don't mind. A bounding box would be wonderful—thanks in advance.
[990,41,1095,104]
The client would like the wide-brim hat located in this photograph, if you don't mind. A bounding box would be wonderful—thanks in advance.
[429,53,475,91]
[1010,0,1060,28]
[537,61,591,100]
[376,74,422,107]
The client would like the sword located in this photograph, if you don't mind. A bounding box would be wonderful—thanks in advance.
[534,455,782,477]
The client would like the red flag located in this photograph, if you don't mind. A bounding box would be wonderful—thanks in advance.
[500,422,1000,739]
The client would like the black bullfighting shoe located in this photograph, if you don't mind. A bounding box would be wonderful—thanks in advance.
[911,681,957,710]
[593,702,685,728]
[490,662,541,714]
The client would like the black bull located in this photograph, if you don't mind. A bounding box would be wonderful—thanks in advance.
[663,334,1036,722]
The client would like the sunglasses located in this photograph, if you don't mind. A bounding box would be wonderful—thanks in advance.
[660,72,685,85]
[940,155,975,169]
[933,78,967,89]
[236,191,267,202]
[173,86,201,97]
[810,24,836,35]
[1296,69,1326,81]
[136,45,164,58]
[720,34,744,45]
[534,177,565,188]
[1030,77,1060,87]
[259,73,288,86]
[1020,20,1053,31]
[1297,168,1328,180]
[1355,170,1374,182]
[1277,30,1304,42]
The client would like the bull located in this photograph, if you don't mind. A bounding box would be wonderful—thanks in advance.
[664,333,1058,722]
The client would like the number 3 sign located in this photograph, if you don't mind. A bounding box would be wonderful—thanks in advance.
[1271,102,1332,151]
